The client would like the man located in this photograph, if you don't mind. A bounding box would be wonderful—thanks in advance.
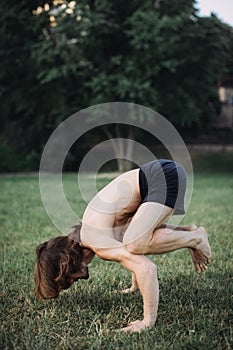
[34,159,211,332]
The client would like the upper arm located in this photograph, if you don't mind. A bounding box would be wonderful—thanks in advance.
[94,244,157,298]
[92,241,125,262]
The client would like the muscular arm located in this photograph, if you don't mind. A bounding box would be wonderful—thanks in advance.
[123,273,138,294]
[94,240,159,332]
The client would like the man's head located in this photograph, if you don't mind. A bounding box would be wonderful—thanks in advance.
[34,236,89,299]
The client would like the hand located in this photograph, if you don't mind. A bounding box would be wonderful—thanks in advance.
[122,286,137,294]
[121,319,152,333]
[122,287,133,294]
[122,273,138,294]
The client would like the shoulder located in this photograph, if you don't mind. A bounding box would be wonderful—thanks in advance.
[80,221,115,248]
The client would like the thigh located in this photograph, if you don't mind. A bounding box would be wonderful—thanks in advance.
[122,202,173,245]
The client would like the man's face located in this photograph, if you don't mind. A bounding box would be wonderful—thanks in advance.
[74,263,89,281]
[69,262,89,286]
[60,262,89,291]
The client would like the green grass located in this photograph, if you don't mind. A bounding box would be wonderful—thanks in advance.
[0,173,233,350]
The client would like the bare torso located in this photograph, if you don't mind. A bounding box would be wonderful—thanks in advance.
[80,169,141,248]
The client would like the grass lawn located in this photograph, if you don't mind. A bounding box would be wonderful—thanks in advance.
[0,171,232,349]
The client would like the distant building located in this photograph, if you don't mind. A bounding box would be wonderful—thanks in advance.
[216,86,233,128]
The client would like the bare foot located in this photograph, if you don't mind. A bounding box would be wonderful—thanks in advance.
[189,227,211,273]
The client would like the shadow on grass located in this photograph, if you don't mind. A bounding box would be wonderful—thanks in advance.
[1,270,232,349]
[43,270,232,334]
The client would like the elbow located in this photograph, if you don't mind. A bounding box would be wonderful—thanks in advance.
[137,260,157,277]
[147,262,157,276]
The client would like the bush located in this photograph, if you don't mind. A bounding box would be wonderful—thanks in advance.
[0,143,39,172]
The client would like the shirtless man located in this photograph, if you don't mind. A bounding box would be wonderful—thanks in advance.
[34,160,211,332]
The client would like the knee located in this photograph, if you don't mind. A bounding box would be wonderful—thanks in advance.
[125,240,144,255]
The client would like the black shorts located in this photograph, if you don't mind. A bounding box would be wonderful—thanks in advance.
[139,160,187,215]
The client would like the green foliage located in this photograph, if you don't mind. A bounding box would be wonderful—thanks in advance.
[0,172,232,348]
[0,143,40,172]
[0,143,22,172]
[0,0,232,171]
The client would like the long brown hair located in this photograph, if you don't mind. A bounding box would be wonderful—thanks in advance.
[34,236,83,299]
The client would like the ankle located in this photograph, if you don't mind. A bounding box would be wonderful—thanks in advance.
[190,235,202,249]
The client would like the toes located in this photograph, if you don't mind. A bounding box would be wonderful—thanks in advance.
[195,262,209,273]
[195,263,201,273]
[200,263,207,271]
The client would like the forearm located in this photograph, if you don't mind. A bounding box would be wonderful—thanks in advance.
[120,254,159,326]
[123,273,138,294]
[134,263,159,325]
[95,244,159,330]
[131,273,138,292]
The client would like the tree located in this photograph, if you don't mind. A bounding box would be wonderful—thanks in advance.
[0,0,232,172]
[0,0,68,169]
[126,1,231,126]
[32,0,152,171]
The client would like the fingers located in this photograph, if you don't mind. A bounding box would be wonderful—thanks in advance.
[120,320,151,333]
[122,286,138,294]
[122,288,131,294]
[121,322,143,333]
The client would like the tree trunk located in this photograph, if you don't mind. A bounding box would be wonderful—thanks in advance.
[103,125,134,173]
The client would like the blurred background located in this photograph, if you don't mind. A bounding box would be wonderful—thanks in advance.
[0,0,232,173]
